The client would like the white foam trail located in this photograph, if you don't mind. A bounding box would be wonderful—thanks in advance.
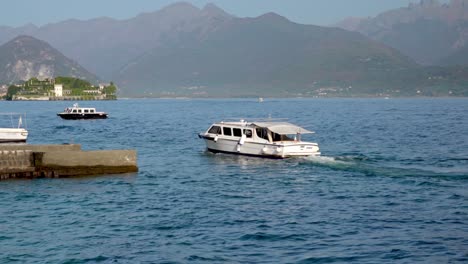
[302,155,352,166]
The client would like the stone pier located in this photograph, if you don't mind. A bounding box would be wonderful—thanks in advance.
[0,144,138,180]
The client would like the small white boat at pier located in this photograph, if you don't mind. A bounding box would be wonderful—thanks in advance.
[199,119,320,158]
[0,113,28,143]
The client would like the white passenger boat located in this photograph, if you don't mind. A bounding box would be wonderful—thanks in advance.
[199,120,320,158]
[0,113,28,143]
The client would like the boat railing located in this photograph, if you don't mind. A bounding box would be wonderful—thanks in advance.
[0,112,27,129]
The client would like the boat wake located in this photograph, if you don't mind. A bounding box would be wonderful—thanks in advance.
[300,155,468,179]
[302,155,353,166]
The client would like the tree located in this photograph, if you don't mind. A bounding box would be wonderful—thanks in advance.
[103,82,117,99]
[6,85,21,100]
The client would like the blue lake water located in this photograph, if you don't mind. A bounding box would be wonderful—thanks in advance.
[0,98,467,263]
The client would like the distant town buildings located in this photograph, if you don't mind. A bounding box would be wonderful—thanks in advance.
[99,83,109,90]
[1,77,117,101]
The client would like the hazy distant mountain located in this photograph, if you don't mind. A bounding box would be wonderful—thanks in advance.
[334,17,370,32]
[115,12,426,96]
[335,0,468,66]
[0,2,420,96]
[438,44,468,65]
[0,35,98,84]
[0,2,234,79]
[0,2,466,96]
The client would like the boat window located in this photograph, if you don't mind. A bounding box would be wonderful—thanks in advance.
[273,133,282,142]
[256,128,269,141]
[208,126,221,134]
[78,109,82,113]
[244,129,252,138]
[90,109,95,113]
[84,109,89,113]
[233,128,242,137]
[72,110,77,113]
[223,127,232,136]
[273,133,293,142]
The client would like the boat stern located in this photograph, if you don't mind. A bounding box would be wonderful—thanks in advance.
[0,128,28,143]
[276,142,320,158]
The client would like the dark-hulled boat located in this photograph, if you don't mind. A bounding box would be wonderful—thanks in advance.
[57,103,108,120]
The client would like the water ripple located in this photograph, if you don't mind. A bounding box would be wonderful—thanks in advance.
[1,98,467,263]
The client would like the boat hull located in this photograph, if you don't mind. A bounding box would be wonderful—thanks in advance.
[57,113,108,120]
[200,134,320,158]
[0,128,28,143]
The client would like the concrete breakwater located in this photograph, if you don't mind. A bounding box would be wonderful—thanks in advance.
[0,144,137,180]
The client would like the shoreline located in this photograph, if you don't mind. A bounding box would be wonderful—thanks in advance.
[113,96,468,100]
[2,96,468,101]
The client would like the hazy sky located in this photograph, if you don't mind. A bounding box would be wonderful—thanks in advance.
[4,0,429,27]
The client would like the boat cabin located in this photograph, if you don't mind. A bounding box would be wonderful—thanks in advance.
[65,107,98,114]
[199,119,320,158]
[207,121,313,143]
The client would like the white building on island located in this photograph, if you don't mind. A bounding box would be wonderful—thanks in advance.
[54,84,63,97]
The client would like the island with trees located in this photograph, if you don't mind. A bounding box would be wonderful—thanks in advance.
[2,77,117,101]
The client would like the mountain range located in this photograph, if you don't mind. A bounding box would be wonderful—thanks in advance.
[0,2,467,97]
[0,3,233,80]
[335,0,468,66]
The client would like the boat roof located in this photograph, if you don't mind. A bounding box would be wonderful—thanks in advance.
[68,103,97,109]
[215,119,315,134]
[69,107,96,109]
[252,122,314,134]
[216,120,314,134]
